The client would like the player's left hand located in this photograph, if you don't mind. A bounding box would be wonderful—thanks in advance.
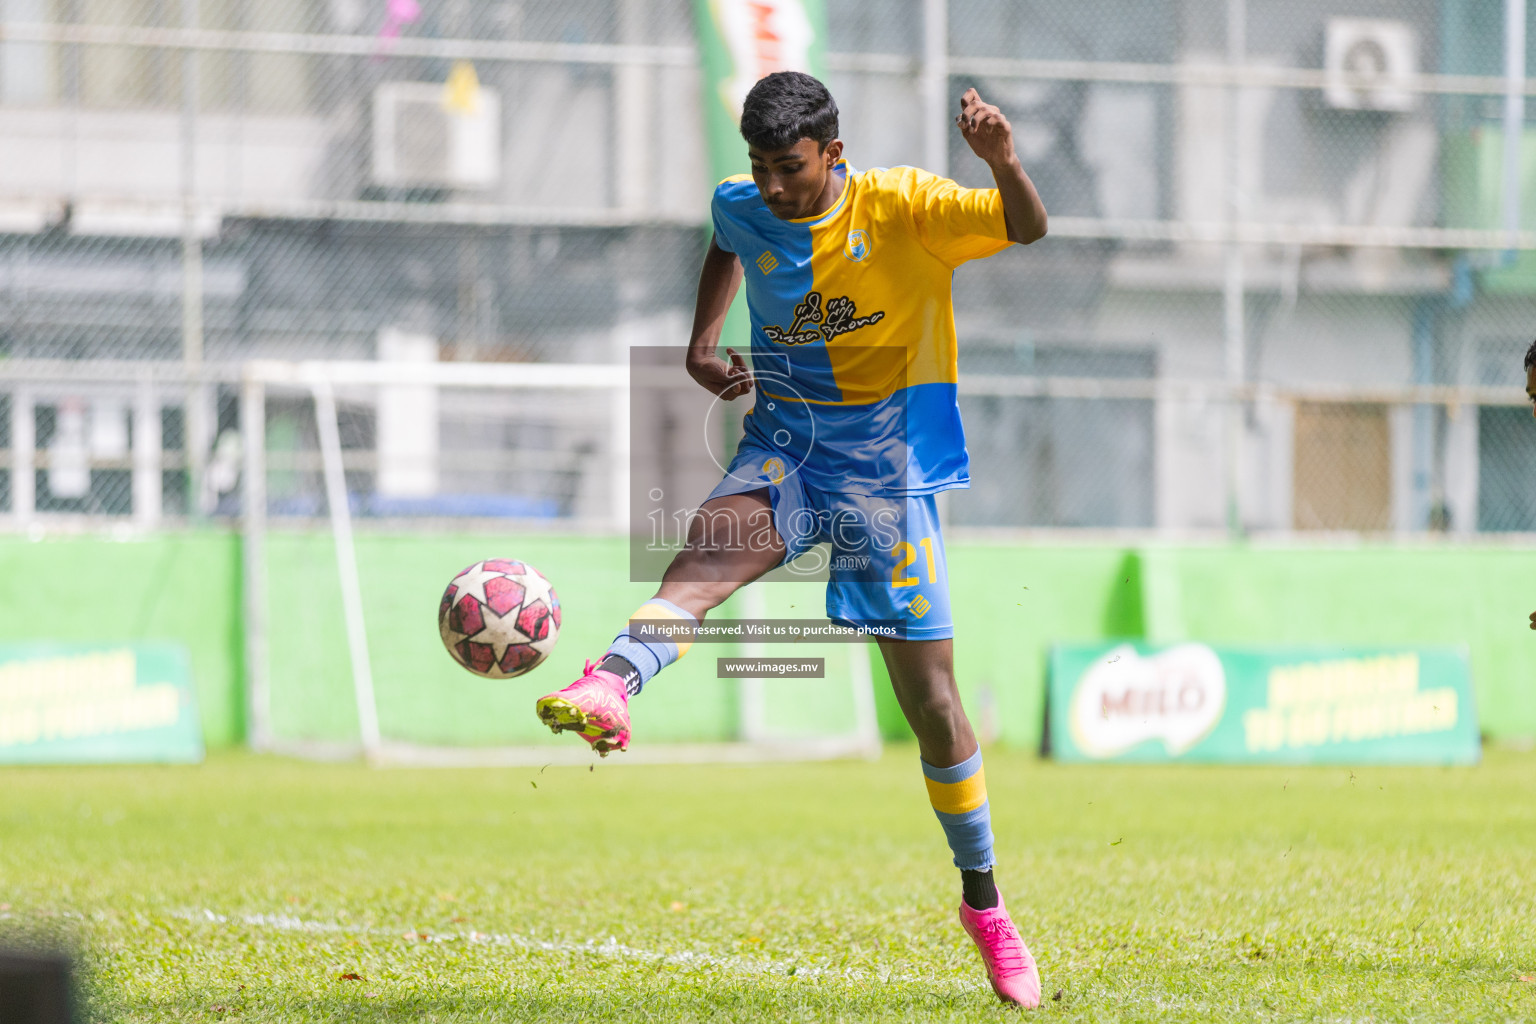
[956,88,1016,168]
[1529,610,1535,630]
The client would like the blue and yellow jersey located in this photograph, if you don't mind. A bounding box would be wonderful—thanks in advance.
[710,161,1011,496]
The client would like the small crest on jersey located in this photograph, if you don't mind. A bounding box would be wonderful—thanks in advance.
[756,250,779,274]
[761,457,786,485]
[908,594,932,619]
[844,229,871,262]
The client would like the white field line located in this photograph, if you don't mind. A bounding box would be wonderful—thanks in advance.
[170,908,979,990]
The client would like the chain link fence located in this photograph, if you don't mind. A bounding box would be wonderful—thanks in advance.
[1,0,1534,534]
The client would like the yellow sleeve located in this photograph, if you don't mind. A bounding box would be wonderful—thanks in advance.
[906,169,1013,268]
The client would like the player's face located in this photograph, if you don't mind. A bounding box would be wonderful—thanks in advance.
[1528,365,1536,419]
[749,138,844,220]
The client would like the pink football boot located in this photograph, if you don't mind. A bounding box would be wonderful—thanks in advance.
[535,660,631,756]
[959,895,1041,1008]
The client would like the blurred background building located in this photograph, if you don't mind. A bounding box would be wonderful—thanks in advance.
[0,0,1533,534]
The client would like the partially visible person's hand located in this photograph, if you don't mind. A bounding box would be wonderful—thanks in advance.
[1529,610,1535,630]
[687,346,754,400]
[956,88,1016,169]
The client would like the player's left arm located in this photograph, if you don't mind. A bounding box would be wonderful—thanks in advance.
[957,88,1047,245]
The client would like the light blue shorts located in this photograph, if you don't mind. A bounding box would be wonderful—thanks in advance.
[706,444,954,641]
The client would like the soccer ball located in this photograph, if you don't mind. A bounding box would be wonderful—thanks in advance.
[438,559,561,679]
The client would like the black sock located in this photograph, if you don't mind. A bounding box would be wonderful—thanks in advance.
[597,654,643,696]
[961,869,999,910]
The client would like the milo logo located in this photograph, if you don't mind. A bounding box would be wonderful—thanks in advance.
[1068,644,1226,758]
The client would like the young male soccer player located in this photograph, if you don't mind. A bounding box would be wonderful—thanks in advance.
[535,71,1049,1006]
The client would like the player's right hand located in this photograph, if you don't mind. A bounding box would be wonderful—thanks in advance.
[1529,610,1535,630]
[687,347,755,400]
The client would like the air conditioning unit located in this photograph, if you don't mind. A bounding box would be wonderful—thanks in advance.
[1324,18,1418,113]
[371,82,502,189]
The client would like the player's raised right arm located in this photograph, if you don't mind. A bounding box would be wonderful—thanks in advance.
[685,236,753,400]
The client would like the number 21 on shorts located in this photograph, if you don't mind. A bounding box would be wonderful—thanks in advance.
[891,537,937,587]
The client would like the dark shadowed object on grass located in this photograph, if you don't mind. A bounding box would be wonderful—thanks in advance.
[0,952,73,1024]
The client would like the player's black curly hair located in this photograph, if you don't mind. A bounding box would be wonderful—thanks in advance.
[1525,336,1536,372]
[739,71,839,152]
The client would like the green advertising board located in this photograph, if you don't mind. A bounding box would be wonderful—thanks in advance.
[1048,643,1479,765]
[0,644,204,764]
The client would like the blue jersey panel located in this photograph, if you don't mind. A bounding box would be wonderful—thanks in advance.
[712,177,842,404]
[740,381,969,496]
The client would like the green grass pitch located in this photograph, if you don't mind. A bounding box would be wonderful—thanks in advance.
[3,748,1536,1022]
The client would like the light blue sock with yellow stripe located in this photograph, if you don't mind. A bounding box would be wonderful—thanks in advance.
[603,598,697,695]
[921,749,996,871]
